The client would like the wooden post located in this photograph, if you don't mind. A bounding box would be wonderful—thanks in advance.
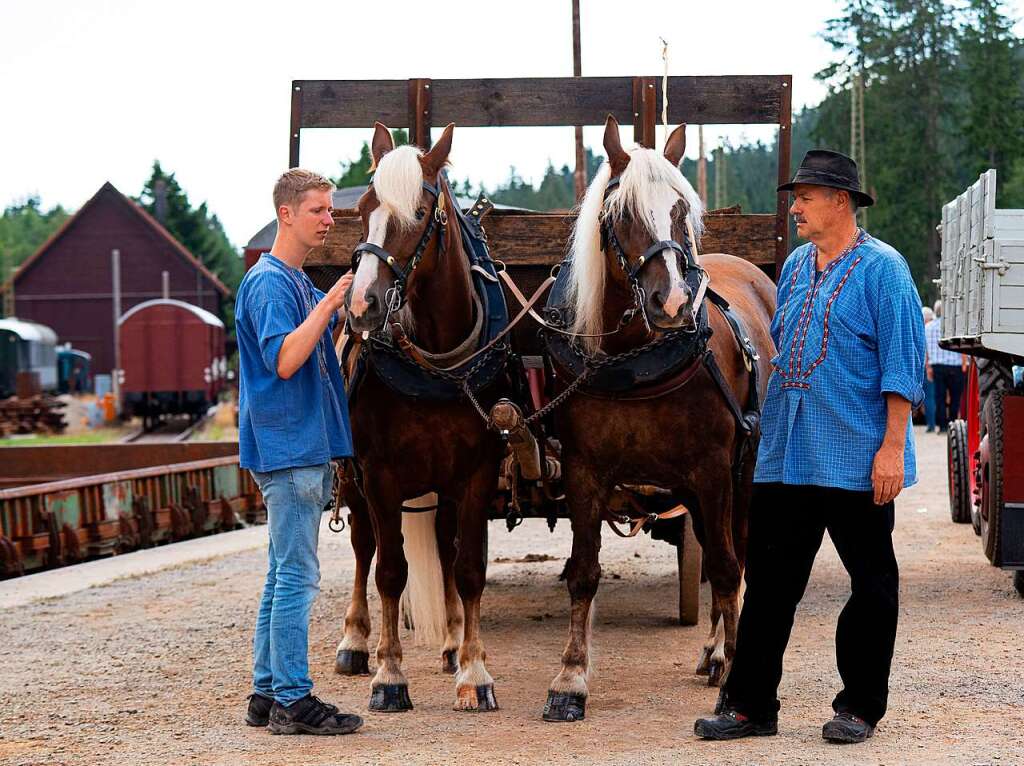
[407,78,433,149]
[775,75,793,276]
[572,0,587,201]
[632,76,657,149]
[289,82,303,168]
[111,249,122,402]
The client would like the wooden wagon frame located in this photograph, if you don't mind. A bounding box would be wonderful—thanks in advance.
[292,74,793,624]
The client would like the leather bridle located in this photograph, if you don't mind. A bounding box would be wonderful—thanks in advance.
[350,178,449,314]
[599,175,707,331]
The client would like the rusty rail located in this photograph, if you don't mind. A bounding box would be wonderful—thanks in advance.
[0,450,264,577]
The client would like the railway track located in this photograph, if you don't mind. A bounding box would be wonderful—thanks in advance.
[121,415,207,444]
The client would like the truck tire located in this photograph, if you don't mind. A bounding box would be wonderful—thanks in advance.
[981,390,1007,565]
[947,419,971,523]
[977,357,1013,414]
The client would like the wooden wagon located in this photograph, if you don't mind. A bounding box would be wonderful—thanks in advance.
[294,74,793,623]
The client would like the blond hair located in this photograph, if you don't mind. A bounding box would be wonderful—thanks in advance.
[273,169,335,213]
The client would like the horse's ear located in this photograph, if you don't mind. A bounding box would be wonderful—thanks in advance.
[370,122,394,171]
[664,123,687,167]
[603,115,629,175]
[422,123,455,176]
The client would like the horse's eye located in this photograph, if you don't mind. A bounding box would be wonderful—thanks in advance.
[415,208,426,220]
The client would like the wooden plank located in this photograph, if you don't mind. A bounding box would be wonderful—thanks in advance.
[296,76,788,130]
[633,76,657,148]
[407,78,432,149]
[774,76,793,274]
[305,210,776,268]
[289,82,303,168]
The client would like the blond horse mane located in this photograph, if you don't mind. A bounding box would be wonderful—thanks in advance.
[567,148,704,351]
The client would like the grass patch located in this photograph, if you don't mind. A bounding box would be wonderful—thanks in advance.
[0,430,126,447]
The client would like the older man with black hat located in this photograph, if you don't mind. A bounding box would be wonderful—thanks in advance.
[694,150,925,744]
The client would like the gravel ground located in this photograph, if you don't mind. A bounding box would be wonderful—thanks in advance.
[1,427,1022,766]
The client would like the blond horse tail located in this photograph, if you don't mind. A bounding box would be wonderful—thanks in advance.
[399,494,447,647]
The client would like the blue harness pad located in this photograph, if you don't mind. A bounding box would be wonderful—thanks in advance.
[351,197,510,402]
[542,258,712,392]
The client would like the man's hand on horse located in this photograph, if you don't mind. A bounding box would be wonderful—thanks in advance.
[329,270,354,319]
[871,443,904,505]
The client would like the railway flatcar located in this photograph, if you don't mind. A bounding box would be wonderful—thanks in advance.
[118,299,226,429]
[0,317,58,397]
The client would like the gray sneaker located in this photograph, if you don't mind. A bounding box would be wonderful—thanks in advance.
[268,695,363,736]
[822,712,875,743]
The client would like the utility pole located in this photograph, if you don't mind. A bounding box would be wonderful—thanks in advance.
[697,126,707,206]
[713,146,727,210]
[572,0,587,202]
[111,248,122,405]
[0,249,13,318]
[851,70,867,228]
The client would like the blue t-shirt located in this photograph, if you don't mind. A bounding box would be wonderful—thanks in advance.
[235,253,353,472]
[754,233,925,491]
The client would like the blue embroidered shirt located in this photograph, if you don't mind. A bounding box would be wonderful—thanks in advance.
[753,232,925,491]
[235,253,353,472]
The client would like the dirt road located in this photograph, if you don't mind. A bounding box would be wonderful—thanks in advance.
[1,427,1021,765]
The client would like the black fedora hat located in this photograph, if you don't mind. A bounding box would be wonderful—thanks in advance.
[778,149,874,207]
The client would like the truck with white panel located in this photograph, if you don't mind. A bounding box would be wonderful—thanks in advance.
[940,169,1024,596]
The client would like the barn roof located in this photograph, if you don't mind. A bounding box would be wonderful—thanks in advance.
[119,298,225,329]
[0,317,58,344]
[3,182,232,297]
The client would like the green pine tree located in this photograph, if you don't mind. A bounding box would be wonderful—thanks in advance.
[333,129,410,188]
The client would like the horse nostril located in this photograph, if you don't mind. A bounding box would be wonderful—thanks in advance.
[651,290,665,309]
[366,294,377,311]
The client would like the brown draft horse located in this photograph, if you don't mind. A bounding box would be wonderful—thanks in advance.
[336,122,506,712]
[542,116,776,721]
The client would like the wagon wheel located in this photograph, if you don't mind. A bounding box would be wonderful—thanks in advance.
[980,390,1007,566]
[947,419,971,524]
[677,512,702,626]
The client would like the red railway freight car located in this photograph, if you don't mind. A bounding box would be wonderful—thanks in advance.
[118,299,226,428]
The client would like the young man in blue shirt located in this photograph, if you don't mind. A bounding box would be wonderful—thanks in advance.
[235,169,361,735]
[695,151,925,744]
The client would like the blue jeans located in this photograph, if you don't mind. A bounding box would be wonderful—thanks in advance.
[923,377,936,430]
[250,463,334,705]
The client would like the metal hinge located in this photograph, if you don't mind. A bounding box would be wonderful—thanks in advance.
[972,257,1010,276]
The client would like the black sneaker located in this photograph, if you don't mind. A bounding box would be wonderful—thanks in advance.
[245,693,274,727]
[822,711,875,743]
[694,709,778,740]
[268,694,363,736]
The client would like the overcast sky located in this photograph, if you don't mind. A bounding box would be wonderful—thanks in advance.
[2,0,1021,248]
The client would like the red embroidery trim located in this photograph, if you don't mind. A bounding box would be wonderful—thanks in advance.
[776,233,869,386]
[801,254,864,379]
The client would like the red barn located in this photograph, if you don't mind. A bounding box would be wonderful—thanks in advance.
[3,182,231,376]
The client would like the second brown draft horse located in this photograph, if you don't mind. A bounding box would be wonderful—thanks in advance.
[541,116,776,721]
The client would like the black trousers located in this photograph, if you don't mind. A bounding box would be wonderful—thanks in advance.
[933,364,964,430]
[723,482,899,727]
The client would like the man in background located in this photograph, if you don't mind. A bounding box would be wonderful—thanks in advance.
[925,300,967,432]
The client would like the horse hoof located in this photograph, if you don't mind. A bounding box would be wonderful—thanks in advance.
[454,683,499,712]
[442,649,459,675]
[335,650,370,676]
[369,683,413,712]
[707,660,725,687]
[695,647,713,676]
[542,690,586,722]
